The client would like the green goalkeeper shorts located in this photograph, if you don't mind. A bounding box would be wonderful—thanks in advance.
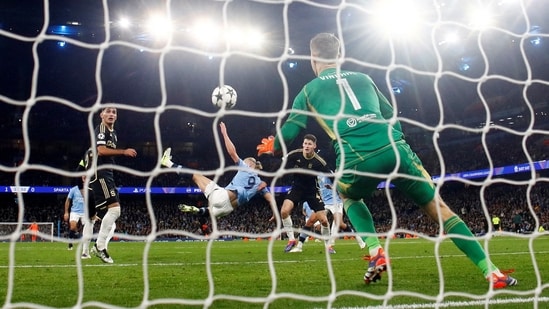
[336,140,436,207]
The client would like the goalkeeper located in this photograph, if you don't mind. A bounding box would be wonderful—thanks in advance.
[256,32,517,289]
[161,122,276,220]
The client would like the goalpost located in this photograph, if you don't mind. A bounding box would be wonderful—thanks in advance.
[1,0,548,308]
[0,222,54,243]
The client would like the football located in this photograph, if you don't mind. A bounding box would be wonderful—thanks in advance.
[211,85,237,109]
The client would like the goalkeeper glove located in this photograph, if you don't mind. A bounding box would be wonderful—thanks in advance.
[257,136,275,156]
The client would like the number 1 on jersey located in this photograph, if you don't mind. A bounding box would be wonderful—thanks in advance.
[337,78,361,111]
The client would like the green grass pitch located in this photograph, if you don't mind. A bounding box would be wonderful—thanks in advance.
[1,236,548,308]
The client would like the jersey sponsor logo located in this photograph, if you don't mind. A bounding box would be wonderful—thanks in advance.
[346,114,378,128]
[97,133,105,140]
[346,118,357,127]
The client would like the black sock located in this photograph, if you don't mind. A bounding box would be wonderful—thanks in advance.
[68,230,77,248]
[299,226,312,243]
[199,208,209,217]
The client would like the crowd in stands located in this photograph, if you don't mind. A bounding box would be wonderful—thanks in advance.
[1,126,547,189]
[1,180,547,242]
[0,127,547,241]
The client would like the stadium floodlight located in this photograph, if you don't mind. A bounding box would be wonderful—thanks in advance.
[117,17,132,29]
[371,0,422,39]
[244,29,264,49]
[191,19,221,47]
[146,14,173,39]
[468,6,494,30]
[223,26,265,49]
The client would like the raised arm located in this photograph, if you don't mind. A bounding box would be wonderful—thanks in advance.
[219,122,239,163]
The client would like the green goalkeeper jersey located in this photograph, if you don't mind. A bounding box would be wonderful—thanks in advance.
[275,68,404,168]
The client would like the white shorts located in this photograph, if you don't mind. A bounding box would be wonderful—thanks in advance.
[324,202,343,215]
[69,212,85,223]
[204,181,233,218]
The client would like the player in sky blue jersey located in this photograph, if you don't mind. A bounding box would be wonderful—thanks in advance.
[162,122,275,219]
[316,176,366,251]
[64,185,87,251]
[298,176,365,254]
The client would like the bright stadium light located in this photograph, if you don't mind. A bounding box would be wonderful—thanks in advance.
[244,29,264,49]
[191,19,221,46]
[226,27,244,45]
[372,0,422,39]
[117,17,131,29]
[146,14,173,39]
[225,26,265,49]
[468,6,495,29]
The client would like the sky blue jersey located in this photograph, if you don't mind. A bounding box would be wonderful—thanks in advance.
[303,201,314,219]
[318,176,341,206]
[67,185,85,215]
[224,159,268,207]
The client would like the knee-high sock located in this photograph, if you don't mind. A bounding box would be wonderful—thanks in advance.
[97,207,120,251]
[329,221,338,246]
[321,224,331,246]
[81,219,94,255]
[444,215,498,277]
[105,222,116,250]
[344,199,381,254]
[282,216,295,241]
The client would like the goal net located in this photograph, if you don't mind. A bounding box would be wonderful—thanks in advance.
[0,222,54,243]
[1,0,548,308]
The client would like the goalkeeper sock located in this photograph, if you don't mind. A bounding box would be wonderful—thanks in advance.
[282,217,295,241]
[443,215,497,277]
[97,207,120,251]
[344,199,381,252]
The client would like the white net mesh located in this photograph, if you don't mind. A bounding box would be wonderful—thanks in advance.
[1,0,549,308]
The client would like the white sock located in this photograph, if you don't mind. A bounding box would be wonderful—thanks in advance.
[369,245,382,257]
[97,207,120,251]
[321,224,330,246]
[81,219,94,255]
[329,222,338,246]
[356,233,366,249]
[282,217,295,241]
[105,223,116,250]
